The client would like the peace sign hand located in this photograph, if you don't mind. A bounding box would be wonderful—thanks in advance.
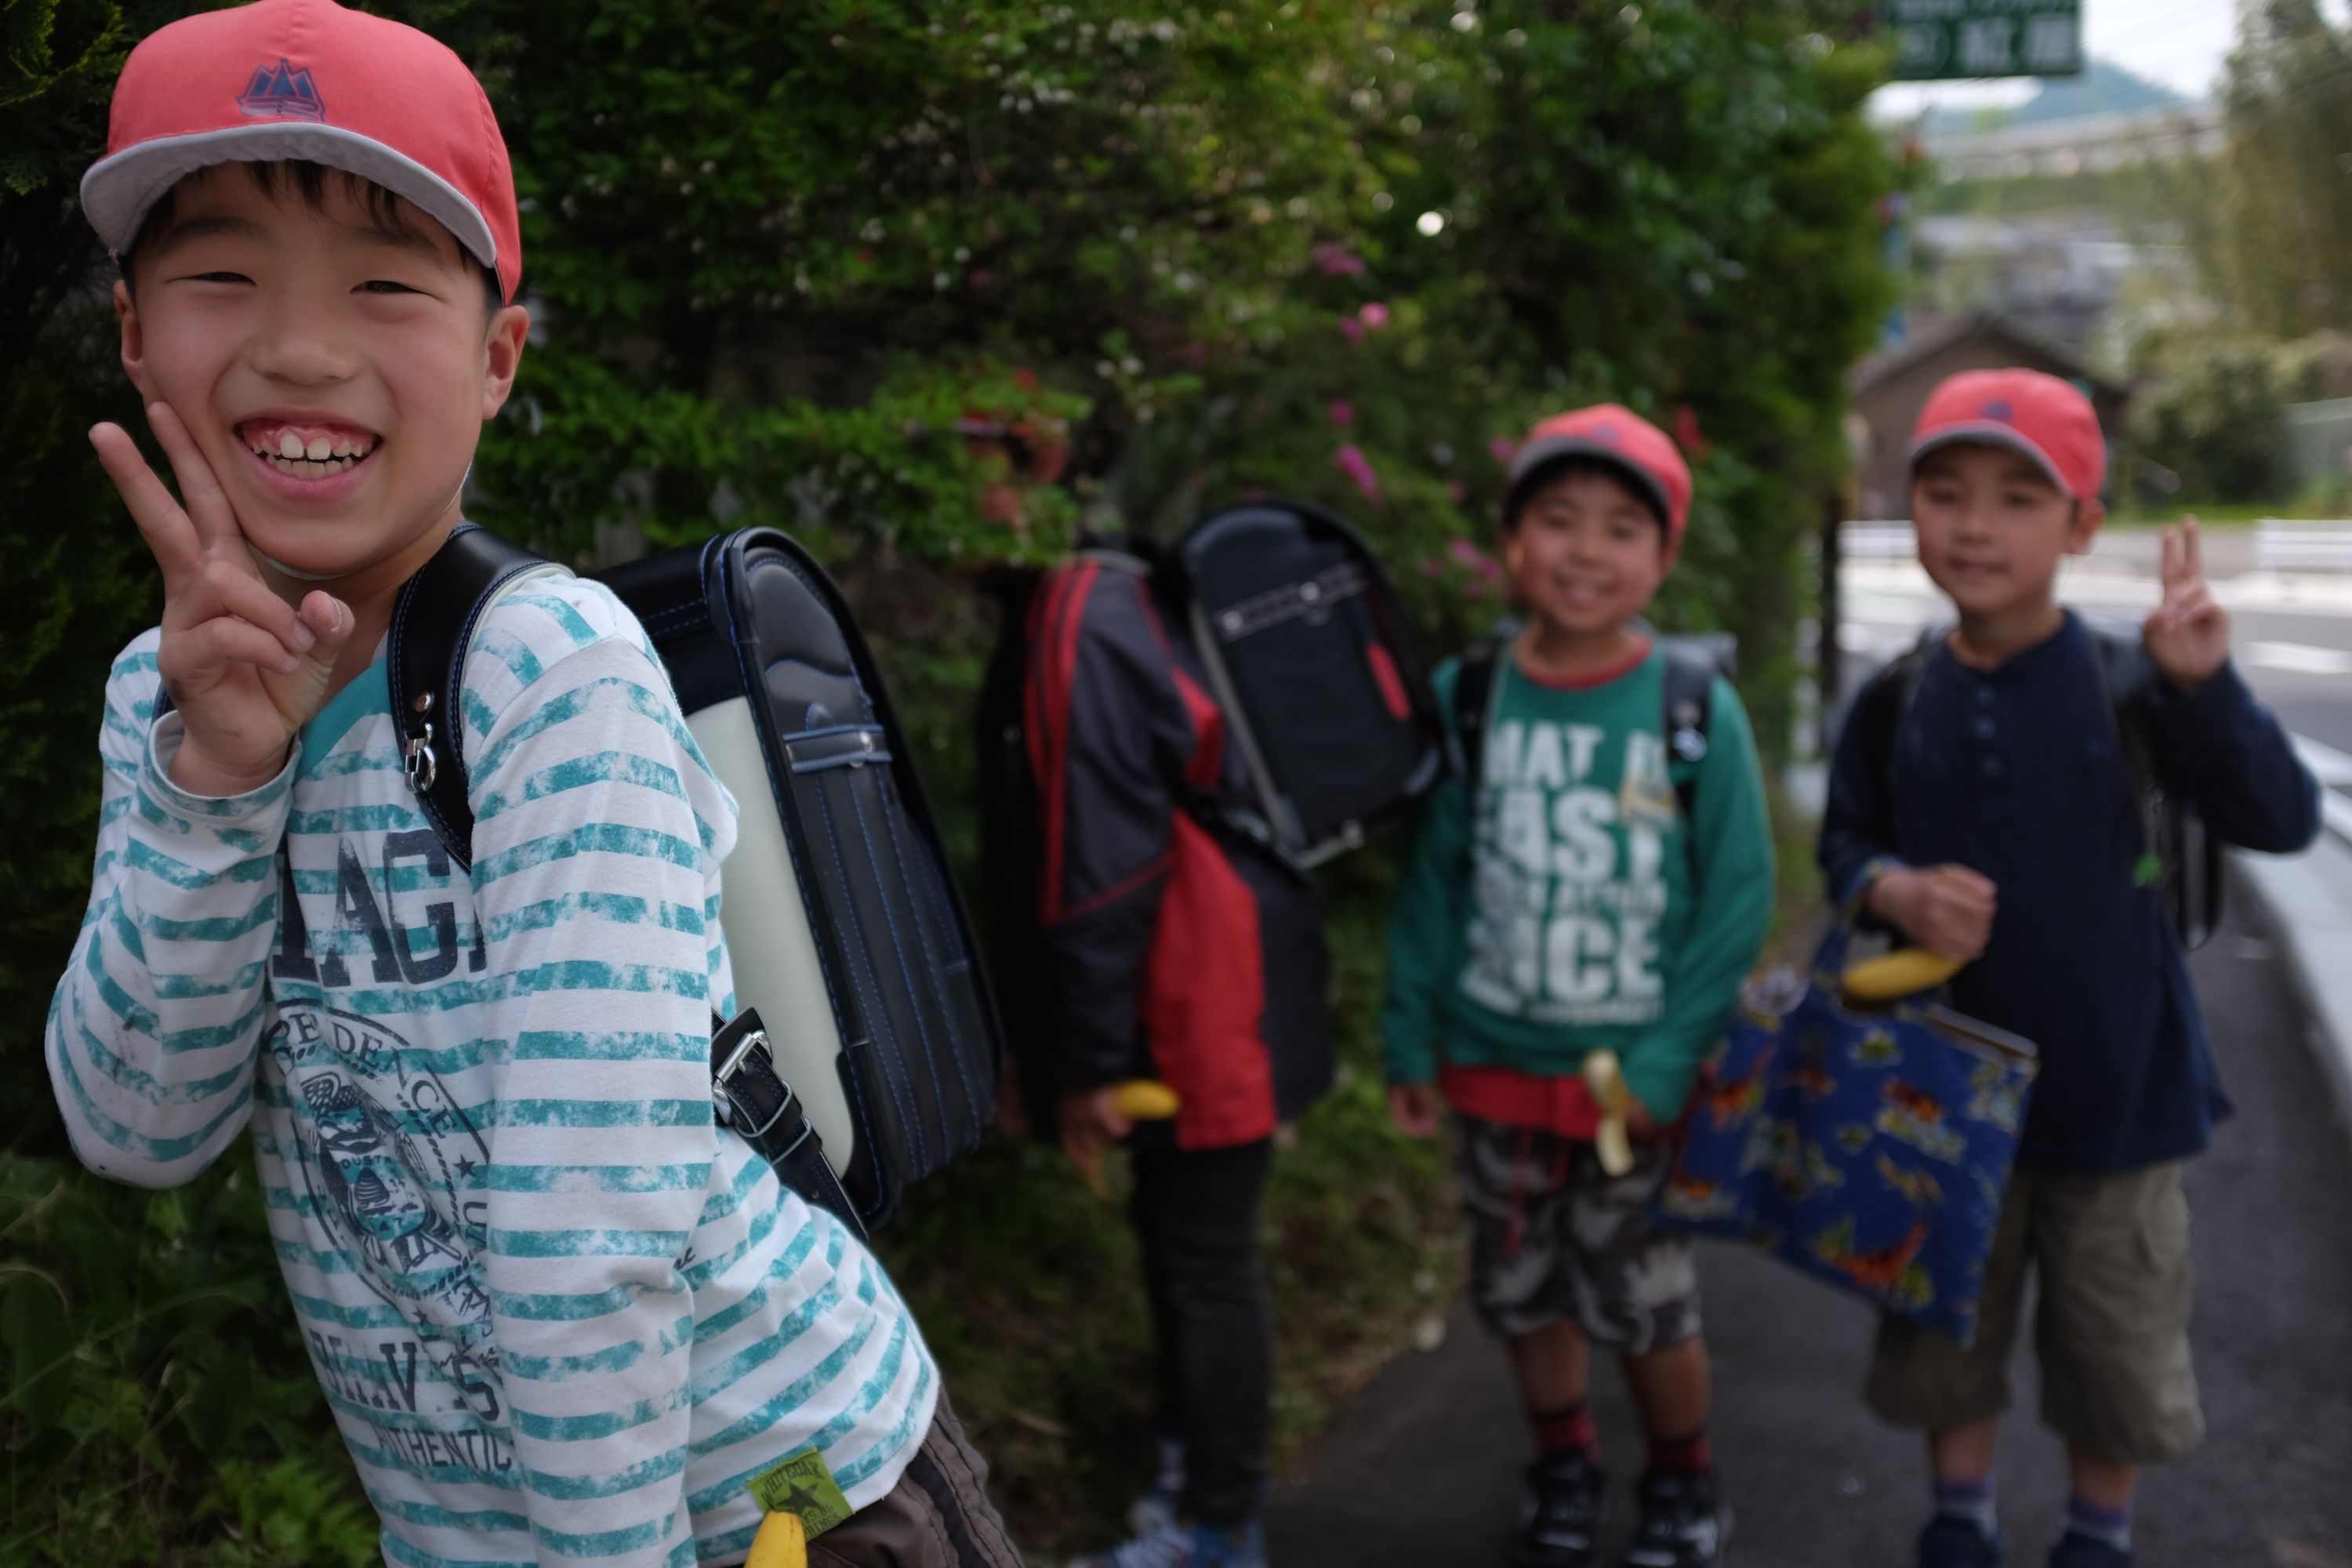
[2143,514,2230,694]
[92,403,355,797]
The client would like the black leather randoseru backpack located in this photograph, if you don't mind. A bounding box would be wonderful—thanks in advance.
[387,524,1004,1235]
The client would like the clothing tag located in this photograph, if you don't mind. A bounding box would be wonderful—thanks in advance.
[746,1446,853,1537]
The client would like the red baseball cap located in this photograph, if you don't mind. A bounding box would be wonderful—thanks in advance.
[81,0,521,302]
[1907,368,2106,499]
[1506,405,1694,547]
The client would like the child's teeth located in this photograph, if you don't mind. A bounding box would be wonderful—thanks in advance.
[305,437,332,461]
[332,438,352,458]
[278,432,304,459]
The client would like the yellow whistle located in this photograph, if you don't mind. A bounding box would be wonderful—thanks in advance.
[1582,1051,1635,1178]
[1111,1080,1181,1120]
[1842,949,1964,1003]
[746,1509,808,1568]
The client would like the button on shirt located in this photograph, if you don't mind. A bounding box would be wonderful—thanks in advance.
[1820,614,2320,1173]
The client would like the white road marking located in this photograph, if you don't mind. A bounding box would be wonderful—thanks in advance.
[2246,641,2352,676]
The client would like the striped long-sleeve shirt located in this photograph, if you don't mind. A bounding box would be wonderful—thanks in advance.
[47,576,937,1568]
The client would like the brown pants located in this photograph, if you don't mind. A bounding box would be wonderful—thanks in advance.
[806,1394,1026,1568]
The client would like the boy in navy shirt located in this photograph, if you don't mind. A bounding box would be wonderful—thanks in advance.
[1820,369,2318,1568]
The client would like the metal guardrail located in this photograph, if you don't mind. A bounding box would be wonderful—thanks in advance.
[2292,735,2352,849]
[2257,522,2352,573]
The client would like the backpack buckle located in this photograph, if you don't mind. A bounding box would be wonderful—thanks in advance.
[405,722,439,791]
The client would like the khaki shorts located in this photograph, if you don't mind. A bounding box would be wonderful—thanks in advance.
[1867,1162,2202,1465]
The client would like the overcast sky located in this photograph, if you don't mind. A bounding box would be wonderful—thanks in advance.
[1871,0,2339,117]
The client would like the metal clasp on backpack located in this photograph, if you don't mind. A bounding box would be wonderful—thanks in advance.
[404,692,439,791]
[713,1026,793,1141]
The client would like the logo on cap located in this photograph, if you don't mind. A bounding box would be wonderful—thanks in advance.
[1980,398,2014,423]
[237,59,325,122]
[1592,423,1621,445]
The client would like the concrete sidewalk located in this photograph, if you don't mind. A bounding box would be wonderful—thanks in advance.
[1264,895,2352,1567]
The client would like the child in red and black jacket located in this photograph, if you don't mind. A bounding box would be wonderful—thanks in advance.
[1015,546,1332,1568]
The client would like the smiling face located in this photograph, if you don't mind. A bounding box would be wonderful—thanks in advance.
[116,162,528,589]
[1504,462,1677,641]
[1909,442,2103,622]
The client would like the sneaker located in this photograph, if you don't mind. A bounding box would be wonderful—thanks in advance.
[1067,1516,1268,1568]
[1916,1515,2005,1568]
[1126,1437,1188,1536]
[1512,1452,1608,1568]
[2045,1534,2130,1568]
[1621,1471,1730,1568]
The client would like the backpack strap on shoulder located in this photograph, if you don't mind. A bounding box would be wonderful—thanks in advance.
[1660,646,1715,826]
[1450,631,1511,792]
[387,524,560,870]
[1860,630,1939,800]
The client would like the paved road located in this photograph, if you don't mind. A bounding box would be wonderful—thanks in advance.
[1265,893,2352,1567]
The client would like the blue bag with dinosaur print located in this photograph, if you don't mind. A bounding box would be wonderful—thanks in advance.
[1657,923,2038,1346]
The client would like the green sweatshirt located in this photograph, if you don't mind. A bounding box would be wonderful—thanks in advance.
[1381,644,1777,1121]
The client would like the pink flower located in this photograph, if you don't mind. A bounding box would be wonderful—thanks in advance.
[1359,302,1390,329]
[1449,538,1504,579]
[1313,242,1367,277]
[1339,316,1366,344]
[1334,443,1382,503]
[1489,435,1515,464]
[1330,401,1355,426]
[1446,479,1468,505]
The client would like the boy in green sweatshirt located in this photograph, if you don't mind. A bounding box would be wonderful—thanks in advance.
[1385,405,1775,1568]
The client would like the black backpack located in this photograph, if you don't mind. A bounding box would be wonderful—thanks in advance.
[1846,622,2223,950]
[1450,626,1736,849]
[1170,499,1448,866]
[389,524,1004,1234]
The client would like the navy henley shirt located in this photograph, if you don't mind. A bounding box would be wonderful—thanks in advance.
[1820,612,2320,1173]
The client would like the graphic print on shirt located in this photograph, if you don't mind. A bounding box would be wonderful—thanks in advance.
[1460,713,1676,1026]
[267,832,514,1478]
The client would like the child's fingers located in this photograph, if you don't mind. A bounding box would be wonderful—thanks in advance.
[89,423,202,579]
[298,591,352,650]
[1935,864,1998,899]
[162,616,307,681]
[143,403,245,557]
[2182,514,2204,583]
[172,561,317,657]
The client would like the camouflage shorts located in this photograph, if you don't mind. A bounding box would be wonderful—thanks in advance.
[1456,1116,1701,1353]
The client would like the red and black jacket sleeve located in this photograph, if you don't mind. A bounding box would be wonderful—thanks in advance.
[1023,561,1196,1093]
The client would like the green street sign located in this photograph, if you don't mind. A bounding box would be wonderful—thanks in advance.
[1883,0,2083,82]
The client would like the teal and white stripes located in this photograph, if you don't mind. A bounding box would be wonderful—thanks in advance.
[49,577,938,1566]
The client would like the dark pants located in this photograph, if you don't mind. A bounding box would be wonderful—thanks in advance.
[1131,1138,1275,1530]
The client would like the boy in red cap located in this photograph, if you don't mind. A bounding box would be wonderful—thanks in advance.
[1383,405,1775,1568]
[46,4,1020,1565]
[1820,369,2318,1568]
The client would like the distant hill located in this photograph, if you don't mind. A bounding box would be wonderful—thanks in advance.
[1921,60,2189,135]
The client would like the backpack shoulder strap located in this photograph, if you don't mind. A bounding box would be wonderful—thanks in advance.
[2084,622,2167,886]
[1450,633,1509,793]
[1857,630,1939,800]
[1659,645,1716,826]
[387,524,561,870]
